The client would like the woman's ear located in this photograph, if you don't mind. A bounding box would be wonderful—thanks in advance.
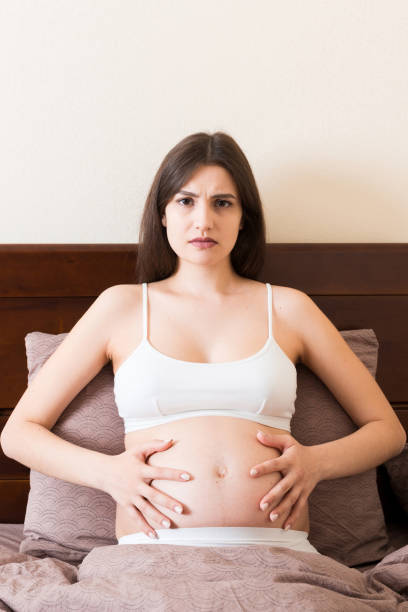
[161,214,166,227]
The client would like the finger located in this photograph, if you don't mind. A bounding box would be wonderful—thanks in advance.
[137,438,174,460]
[256,430,293,450]
[139,481,184,515]
[249,456,284,477]
[282,493,308,530]
[125,504,158,540]
[268,488,302,522]
[133,495,174,530]
[142,465,192,483]
[259,474,297,509]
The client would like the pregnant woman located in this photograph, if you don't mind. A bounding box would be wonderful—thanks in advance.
[2,131,405,554]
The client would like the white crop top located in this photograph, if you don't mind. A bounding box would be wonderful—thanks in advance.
[113,282,297,434]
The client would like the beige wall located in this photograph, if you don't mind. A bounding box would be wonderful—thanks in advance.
[1,0,407,243]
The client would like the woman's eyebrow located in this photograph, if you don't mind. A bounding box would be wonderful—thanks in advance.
[178,190,237,199]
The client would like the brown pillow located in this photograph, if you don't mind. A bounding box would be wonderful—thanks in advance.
[291,328,394,567]
[383,443,408,515]
[20,328,392,567]
[20,332,124,563]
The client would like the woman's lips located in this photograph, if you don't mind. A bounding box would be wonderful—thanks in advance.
[189,240,217,249]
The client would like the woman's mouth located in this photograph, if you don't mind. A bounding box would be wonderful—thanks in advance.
[189,240,217,249]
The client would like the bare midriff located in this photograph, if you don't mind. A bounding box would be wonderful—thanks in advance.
[115,415,310,538]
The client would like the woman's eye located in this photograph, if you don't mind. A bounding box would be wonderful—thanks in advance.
[177,198,231,208]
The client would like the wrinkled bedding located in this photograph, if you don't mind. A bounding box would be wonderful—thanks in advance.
[1,539,408,611]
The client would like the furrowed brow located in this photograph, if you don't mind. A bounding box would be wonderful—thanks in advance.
[178,190,237,199]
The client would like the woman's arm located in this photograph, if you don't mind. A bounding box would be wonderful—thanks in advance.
[309,420,405,481]
[1,284,190,538]
[250,289,406,529]
[296,289,406,460]
[303,286,407,474]
[1,420,111,491]
[0,285,121,488]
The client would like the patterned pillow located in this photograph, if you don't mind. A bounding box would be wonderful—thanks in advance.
[383,443,408,516]
[291,329,394,566]
[20,332,124,563]
[20,329,393,567]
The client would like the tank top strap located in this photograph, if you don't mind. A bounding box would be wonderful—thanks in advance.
[142,282,148,340]
[266,282,273,339]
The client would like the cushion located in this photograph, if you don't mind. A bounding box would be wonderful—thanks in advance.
[383,443,408,516]
[20,328,392,566]
[20,332,124,563]
[291,328,393,566]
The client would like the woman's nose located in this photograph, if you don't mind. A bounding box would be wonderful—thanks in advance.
[194,202,214,228]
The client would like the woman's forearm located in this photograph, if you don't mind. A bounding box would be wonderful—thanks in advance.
[310,420,406,481]
[1,421,112,491]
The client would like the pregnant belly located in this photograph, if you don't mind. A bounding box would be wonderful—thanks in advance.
[116,416,309,537]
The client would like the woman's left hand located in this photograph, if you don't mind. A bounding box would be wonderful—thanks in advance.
[249,430,321,530]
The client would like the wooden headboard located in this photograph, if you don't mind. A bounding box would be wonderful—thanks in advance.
[1,243,407,524]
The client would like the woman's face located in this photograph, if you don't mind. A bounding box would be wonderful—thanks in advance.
[161,165,244,265]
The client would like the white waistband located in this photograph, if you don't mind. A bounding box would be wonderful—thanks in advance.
[118,527,319,553]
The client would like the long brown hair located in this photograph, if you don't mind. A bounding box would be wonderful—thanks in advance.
[135,131,266,283]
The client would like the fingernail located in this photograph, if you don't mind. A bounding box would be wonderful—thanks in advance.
[161,519,170,528]
[148,531,158,539]
[180,473,190,480]
[250,468,258,476]
[174,505,183,514]
[270,513,279,522]
[257,430,264,436]
[284,524,291,530]
[260,502,269,511]
[164,438,173,444]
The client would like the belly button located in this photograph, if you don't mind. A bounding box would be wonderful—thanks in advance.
[215,465,228,478]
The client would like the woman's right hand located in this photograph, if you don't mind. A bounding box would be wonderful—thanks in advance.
[103,438,191,538]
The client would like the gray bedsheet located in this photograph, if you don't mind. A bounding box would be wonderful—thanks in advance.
[0,525,24,555]
[0,536,407,611]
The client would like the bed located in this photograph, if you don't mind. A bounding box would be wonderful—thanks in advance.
[0,242,407,611]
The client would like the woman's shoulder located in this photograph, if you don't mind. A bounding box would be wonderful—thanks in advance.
[101,285,144,363]
[249,281,306,308]
[268,284,309,365]
[97,283,144,325]
[100,283,142,302]
[271,283,306,300]
[241,280,308,329]
[270,283,310,322]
